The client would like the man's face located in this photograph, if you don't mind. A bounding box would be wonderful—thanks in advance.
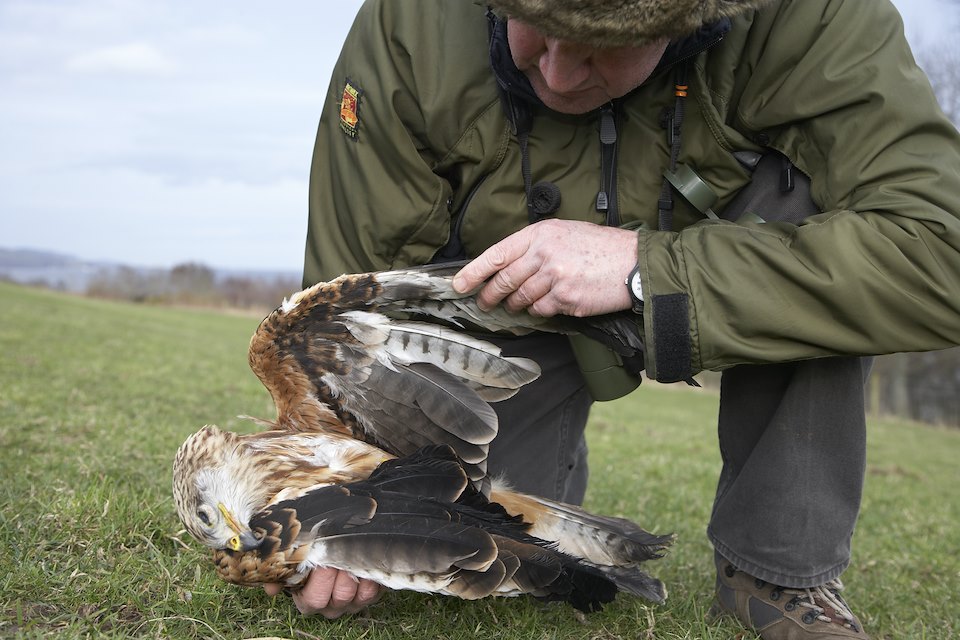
[507,20,669,115]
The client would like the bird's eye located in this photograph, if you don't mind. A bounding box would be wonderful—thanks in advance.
[197,509,212,527]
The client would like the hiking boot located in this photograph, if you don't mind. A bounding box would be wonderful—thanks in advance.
[712,556,871,639]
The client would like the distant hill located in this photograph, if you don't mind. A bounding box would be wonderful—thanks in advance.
[0,247,113,291]
[0,247,88,268]
[0,246,300,293]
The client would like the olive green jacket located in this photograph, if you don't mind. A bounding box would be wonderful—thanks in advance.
[304,0,960,382]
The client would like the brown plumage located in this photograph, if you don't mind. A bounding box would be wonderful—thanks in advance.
[173,262,672,610]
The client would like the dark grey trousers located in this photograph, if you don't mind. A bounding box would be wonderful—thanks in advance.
[709,356,871,587]
[484,333,871,589]
[484,333,592,505]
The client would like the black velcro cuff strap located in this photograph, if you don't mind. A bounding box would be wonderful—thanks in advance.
[651,293,692,383]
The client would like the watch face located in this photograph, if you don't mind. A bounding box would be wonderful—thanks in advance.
[630,269,643,300]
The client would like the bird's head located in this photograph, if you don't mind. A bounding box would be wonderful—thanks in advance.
[172,425,268,552]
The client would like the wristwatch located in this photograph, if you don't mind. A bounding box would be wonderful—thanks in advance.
[626,264,644,314]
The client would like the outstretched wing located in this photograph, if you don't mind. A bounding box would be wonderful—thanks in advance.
[247,267,541,483]
[375,263,662,387]
[227,447,621,612]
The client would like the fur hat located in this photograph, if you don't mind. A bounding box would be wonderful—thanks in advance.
[487,0,772,47]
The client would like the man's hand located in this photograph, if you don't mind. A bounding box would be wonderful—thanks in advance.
[263,568,382,619]
[452,219,638,317]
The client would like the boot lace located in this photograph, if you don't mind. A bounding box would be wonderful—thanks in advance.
[781,579,860,632]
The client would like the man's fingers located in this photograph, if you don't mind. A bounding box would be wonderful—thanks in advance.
[452,247,507,294]
[292,566,338,614]
[477,267,523,309]
[330,570,361,607]
[262,583,284,597]
[453,233,530,294]
[504,273,551,313]
[286,569,383,619]
[476,255,543,310]
[355,579,383,604]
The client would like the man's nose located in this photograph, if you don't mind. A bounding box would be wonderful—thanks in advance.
[538,39,593,92]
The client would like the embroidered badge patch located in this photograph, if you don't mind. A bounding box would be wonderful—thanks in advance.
[339,79,362,139]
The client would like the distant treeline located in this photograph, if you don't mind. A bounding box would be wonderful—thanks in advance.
[867,350,960,428]
[699,349,960,429]
[83,262,300,312]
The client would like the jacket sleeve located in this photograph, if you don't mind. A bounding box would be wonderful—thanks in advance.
[302,0,491,286]
[638,0,960,381]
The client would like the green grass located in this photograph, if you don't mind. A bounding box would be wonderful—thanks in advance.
[1,281,957,639]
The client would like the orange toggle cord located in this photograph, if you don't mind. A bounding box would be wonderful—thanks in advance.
[675,84,688,97]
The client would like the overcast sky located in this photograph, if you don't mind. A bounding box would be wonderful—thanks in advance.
[1,0,955,273]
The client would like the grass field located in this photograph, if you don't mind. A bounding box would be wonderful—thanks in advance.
[1,281,958,639]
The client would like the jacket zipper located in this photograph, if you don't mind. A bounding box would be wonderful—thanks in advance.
[594,26,727,231]
[434,174,489,262]
[596,102,620,227]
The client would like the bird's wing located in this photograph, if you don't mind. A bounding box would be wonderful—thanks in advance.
[221,480,505,596]
[372,264,677,385]
[382,263,702,386]
[247,269,541,482]
[224,449,620,611]
[247,261,684,486]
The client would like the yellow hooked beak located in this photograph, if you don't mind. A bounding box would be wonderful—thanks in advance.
[218,503,254,552]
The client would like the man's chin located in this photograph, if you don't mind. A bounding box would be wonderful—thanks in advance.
[537,93,609,115]
[529,82,609,115]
